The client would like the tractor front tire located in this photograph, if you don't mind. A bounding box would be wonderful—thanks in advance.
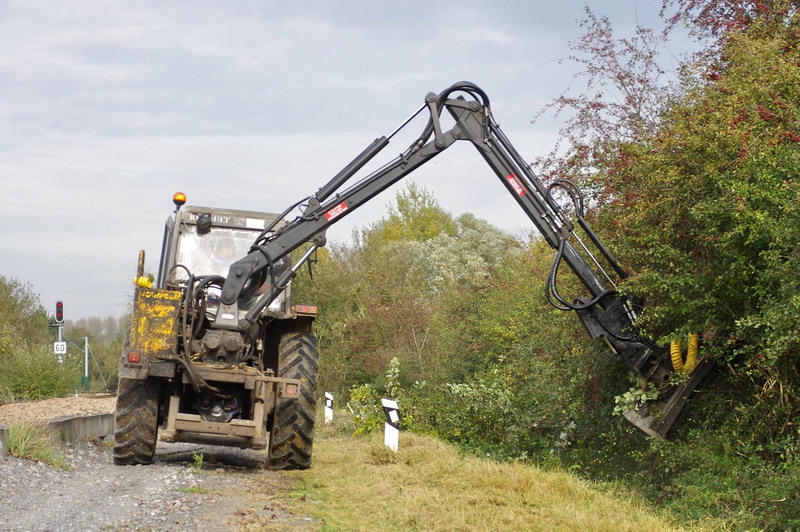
[113,377,160,465]
[268,332,319,470]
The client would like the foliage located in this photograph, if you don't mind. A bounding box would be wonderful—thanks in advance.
[659,433,800,529]
[406,376,518,454]
[534,6,678,154]
[613,379,660,416]
[294,8,800,528]
[534,0,800,388]
[665,0,800,43]
[0,341,82,400]
[556,6,800,414]
[530,4,800,528]
[0,279,81,401]
[65,319,124,391]
[346,357,412,436]
[589,383,800,530]
[346,382,384,435]
[0,274,113,398]
[398,239,612,458]
[361,181,457,249]
[0,276,49,346]
[293,183,521,394]
[7,420,68,469]
[191,451,204,472]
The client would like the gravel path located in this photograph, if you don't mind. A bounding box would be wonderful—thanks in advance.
[0,397,316,531]
[1,440,315,531]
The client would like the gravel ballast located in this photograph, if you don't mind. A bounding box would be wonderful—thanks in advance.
[0,397,315,531]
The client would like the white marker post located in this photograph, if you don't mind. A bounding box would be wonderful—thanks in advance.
[381,398,400,451]
[324,392,333,424]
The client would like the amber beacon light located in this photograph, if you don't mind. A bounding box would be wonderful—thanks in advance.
[172,191,187,209]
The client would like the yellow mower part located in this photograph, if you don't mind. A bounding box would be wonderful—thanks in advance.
[134,274,154,288]
[670,333,699,374]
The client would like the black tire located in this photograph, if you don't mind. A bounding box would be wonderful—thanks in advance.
[113,377,160,465]
[268,332,319,470]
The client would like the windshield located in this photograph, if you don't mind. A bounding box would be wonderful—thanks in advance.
[173,225,258,280]
[170,221,290,316]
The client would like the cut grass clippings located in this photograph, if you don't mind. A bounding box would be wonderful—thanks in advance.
[7,419,68,470]
[278,428,695,532]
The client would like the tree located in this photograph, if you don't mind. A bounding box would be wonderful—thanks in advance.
[533,5,680,201]
[361,182,457,249]
[0,275,80,400]
[664,0,800,43]
[293,183,521,392]
[0,276,48,346]
[538,0,800,436]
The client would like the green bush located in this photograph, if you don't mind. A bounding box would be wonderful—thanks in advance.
[0,341,81,400]
[347,383,384,435]
[0,274,80,400]
[638,402,800,529]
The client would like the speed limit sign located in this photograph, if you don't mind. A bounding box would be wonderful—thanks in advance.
[53,342,67,355]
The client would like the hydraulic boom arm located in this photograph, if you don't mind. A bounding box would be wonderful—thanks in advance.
[214,81,711,437]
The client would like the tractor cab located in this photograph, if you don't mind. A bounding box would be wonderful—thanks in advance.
[156,201,291,318]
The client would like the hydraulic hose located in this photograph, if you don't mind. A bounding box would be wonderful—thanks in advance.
[670,333,699,373]
[409,81,490,156]
[546,231,667,349]
[545,233,616,311]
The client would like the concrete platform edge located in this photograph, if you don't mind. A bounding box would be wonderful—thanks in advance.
[48,413,115,444]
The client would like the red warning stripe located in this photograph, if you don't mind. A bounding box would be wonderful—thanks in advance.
[506,174,526,196]
[324,202,349,221]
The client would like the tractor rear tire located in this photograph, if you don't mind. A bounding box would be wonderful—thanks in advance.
[268,332,319,470]
[113,377,160,465]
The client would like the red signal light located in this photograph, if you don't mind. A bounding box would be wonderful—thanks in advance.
[55,300,64,324]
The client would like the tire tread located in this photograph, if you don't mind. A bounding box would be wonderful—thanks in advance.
[268,332,319,470]
[113,378,159,465]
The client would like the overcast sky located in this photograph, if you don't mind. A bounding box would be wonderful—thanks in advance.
[0,1,692,320]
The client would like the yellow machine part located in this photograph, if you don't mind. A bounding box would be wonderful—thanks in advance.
[670,333,699,374]
[134,274,154,288]
[130,288,182,356]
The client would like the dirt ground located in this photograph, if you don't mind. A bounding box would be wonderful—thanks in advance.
[0,395,316,530]
[0,395,116,426]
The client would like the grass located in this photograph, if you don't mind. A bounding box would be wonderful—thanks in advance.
[269,414,697,532]
[7,419,68,470]
[178,485,213,495]
[0,385,15,403]
[191,451,205,472]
